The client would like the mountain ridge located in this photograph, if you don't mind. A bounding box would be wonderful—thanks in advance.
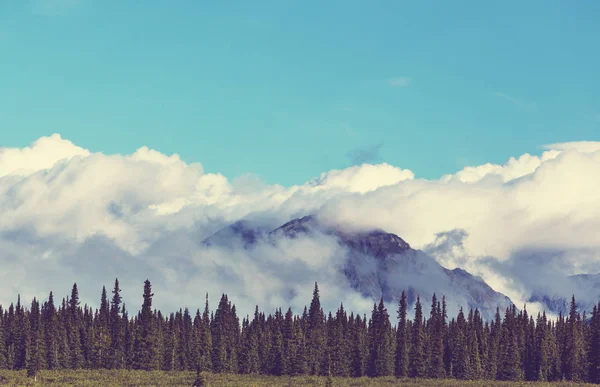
[203,215,513,319]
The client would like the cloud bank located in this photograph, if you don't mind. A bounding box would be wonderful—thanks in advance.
[1,134,600,319]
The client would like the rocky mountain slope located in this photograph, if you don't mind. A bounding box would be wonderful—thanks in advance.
[203,215,513,319]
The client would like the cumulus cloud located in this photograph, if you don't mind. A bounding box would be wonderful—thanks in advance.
[2,134,600,318]
[0,133,90,177]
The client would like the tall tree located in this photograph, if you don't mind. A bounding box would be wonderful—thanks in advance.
[395,291,409,378]
[409,296,426,378]
[110,278,123,369]
[428,294,446,379]
[68,284,84,369]
[27,298,42,379]
[134,280,157,370]
[307,282,326,375]
[565,296,585,381]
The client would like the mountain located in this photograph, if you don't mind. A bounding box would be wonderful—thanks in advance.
[202,219,269,248]
[203,215,513,319]
[528,273,600,315]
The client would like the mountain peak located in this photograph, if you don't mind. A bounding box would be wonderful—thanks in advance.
[202,215,512,319]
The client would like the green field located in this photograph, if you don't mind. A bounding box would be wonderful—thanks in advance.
[0,371,594,387]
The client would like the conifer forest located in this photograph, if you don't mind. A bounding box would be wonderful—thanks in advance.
[0,279,600,385]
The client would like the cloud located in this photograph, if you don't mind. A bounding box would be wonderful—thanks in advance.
[31,0,83,16]
[2,134,600,317]
[388,77,411,88]
[493,92,537,112]
[543,141,600,153]
[0,133,90,178]
[347,142,384,165]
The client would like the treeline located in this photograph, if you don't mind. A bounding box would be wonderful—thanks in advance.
[0,280,599,383]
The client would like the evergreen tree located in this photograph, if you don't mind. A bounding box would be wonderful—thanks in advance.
[134,280,157,370]
[110,278,123,369]
[395,291,409,378]
[589,304,600,383]
[452,308,471,380]
[27,298,42,379]
[43,292,59,369]
[428,294,445,379]
[68,284,84,369]
[497,308,522,381]
[565,295,585,381]
[307,282,326,375]
[409,296,426,378]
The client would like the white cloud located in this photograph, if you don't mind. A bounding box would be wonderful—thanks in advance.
[2,134,600,317]
[543,141,600,153]
[0,133,89,177]
[388,77,411,88]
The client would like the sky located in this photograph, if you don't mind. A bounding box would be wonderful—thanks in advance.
[2,0,599,186]
[2,1,600,318]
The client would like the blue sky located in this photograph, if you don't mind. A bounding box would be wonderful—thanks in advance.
[1,0,599,185]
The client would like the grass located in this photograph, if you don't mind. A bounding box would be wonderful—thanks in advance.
[0,370,594,386]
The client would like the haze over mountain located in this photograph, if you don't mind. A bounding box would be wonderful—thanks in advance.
[204,214,512,319]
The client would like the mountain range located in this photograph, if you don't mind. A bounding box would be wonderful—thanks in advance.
[203,215,512,320]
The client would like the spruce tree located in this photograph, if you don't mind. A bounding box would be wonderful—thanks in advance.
[110,278,123,369]
[589,304,600,383]
[68,284,83,369]
[43,292,59,370]
[135,279,157,370]
[27,298,42,379]
[453,308,471,380]
[307,282,326,375]
[497,308,522,381]
[395,291,409,378]
[409,296,426,377]
[565,295,585,381]
[428,294,445,378]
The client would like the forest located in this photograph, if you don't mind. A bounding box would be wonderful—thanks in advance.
[0,279,599,384]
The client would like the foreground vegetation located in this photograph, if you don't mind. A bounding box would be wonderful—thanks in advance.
[0,370,595,386]
[2,279,600,384]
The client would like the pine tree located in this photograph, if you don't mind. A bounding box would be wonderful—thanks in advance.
[468,324,481,379]
[366,298,393,377]
[66,284,84,369]
[134,279,157,370]
[486,308,501,379]
[497,307,522,381]
[281,308,294,375]
[307,282,326,375]
[110,278,123,369]
[589,304,600,383]
[428,294,445,378]
[409,296,426,377]
[0,306,6,370]
[268,328,284,375]
[565,295,585,381]
[452,308,471,379]
[43,292,59,370]
[122,306,134,369]
[291,317,308,375]
[13,296,29,370]
[395,291,409,378]
[27,298,42,379]
[199,295,213,372]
